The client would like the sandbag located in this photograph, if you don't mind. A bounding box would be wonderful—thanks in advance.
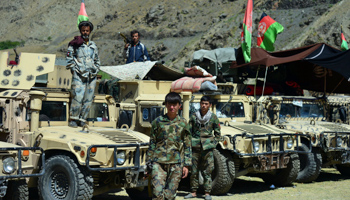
[171,76,217,93]
[184,66,213,77]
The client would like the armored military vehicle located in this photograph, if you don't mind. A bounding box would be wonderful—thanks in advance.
[257,95,350,181]
[0,52,149,200]
[117,80,309,194]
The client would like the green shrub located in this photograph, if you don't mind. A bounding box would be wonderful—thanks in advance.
[0,40,25,50]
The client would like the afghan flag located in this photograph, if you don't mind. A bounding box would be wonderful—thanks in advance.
[341,27,348,51]
[241,0,253,63]
[77,0,89,28]
[257,12,284,52]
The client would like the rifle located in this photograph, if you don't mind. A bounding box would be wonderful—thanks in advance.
[119,32,131,45]
[13,48,19,64]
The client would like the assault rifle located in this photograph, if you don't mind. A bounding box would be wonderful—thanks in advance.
[119,32,131,45]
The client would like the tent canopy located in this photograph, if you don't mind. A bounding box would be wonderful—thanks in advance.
[232,43,350,93]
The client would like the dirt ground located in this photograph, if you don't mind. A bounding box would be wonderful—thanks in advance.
[92,168,350,200]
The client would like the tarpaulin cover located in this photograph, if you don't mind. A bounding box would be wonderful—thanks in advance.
[192,48,237,66]
[100,61,184,81]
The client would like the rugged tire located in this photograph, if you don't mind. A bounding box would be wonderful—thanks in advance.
[4,180,29,200]
[262,153,300,186]
[126,187,152,200]
[210,149,234,195]
[296,144,322,183]
[336,164,350,176]
[38,155,93,200]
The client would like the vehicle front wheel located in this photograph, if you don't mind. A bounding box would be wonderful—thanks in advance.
[262,153,300,186]
[296,144,322,183]
[38,155,93,200]
[4,180,29,200]
[210,149,234,195]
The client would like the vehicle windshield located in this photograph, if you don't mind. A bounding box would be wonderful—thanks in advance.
[87,103,109,121]
[280,102,324,118]
[216,102,245,118]
[190,102,200,116]
[40,101,67,121]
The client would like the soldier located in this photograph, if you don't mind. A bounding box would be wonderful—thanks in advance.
[66,21,100,127]
[185,96,221,200]
[146,92,192,200]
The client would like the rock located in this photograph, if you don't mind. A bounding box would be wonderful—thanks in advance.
[145,4,165,27]
[219,14,227,19]
[181,9,189,14]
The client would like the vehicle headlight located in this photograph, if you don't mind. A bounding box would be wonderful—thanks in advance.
[337,137,343,147]
[253,141,260,152]
[287,138,293,149]
[3,157,17,174]
[116,151,126,165]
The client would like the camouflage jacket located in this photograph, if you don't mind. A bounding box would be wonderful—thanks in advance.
[189,113,221,150]
[66,41,100,78]
[146,114,192,166]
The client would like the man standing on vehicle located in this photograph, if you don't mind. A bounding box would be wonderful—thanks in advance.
[146,92,192,200]
[185,96,221,200]
[124,30,151,64]
[66,21,100,127]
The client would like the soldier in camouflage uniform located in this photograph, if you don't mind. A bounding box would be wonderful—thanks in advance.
[146,92,192,200]
[185,96,221,200]
[66,21,100,127]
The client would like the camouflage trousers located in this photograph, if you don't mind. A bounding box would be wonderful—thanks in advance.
[70,71,97,123]
[190,148,214,193]
[151,162,182,200]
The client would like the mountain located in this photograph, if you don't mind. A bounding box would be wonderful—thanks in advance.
[0,0,349,69]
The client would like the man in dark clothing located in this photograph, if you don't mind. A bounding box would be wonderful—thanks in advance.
[66,21,100,127]
[124,30,150,63]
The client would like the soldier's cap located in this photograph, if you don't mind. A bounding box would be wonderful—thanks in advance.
[78,21,94,32]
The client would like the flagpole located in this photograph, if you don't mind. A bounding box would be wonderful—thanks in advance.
[262,66,268,97]
[254,65,260,99]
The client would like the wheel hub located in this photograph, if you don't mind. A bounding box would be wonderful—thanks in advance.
[51,172,69,199]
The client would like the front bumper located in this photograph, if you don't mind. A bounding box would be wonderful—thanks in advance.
[85,142,149,171]
[0,146,45,179]
[230,132,311,156]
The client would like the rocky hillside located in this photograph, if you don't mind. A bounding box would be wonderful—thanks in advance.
[1,0,349,69]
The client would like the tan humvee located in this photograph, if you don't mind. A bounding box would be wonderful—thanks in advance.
[0,52,149,200]
[257,95,350,181]
[117,80,309,194]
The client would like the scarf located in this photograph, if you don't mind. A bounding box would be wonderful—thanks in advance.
[195,110,212,125]
[68,36,85,47]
